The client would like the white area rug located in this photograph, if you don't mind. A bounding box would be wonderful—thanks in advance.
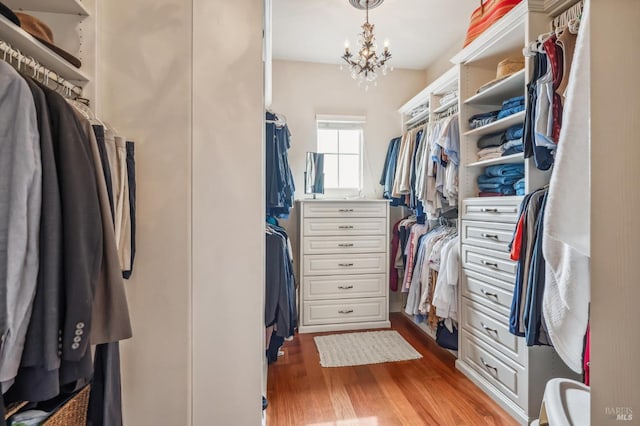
[314,330,422,368]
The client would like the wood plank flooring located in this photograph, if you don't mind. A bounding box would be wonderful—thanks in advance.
[266,313,518,426]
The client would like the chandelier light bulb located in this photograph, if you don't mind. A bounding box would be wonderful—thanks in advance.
[344,39,350,48]
[384,38,390,48]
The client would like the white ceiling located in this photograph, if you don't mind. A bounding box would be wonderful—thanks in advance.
[272,0,479,70]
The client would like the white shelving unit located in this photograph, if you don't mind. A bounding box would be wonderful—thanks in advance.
[451,2,580,424]
[464,110,526,138]
[0,0,95,102]
[0,14,89,82]
[399,65,458,131]
[465,69,525,106]
[395,65,460,355]
[466,153,525,168]
[4,0,89,16]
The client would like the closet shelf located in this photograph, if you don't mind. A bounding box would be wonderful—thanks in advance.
[464,69,525,106]
[404,109,430,127]
[433,97,458,114]
[0,14,89,82]
[464,111,525,138]
[451,2,527,64]
[466,153,524,168]
[3,0,89,16]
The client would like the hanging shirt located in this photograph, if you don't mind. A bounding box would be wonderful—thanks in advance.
[0,62,42,391]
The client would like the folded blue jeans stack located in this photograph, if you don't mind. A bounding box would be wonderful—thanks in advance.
[502,124,524,157]
[469,110,500,129]
[497,96,526,120]
[514,178,526,195]
[477,163,524,195]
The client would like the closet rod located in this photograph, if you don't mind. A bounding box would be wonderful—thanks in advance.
[0,39,83,99]
[551,0,583,30]
[434,103,459,121]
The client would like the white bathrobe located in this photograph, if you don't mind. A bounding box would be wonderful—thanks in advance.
[542,0,591,373]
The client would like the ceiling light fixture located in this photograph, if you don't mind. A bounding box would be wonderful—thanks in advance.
[341,0,393,89]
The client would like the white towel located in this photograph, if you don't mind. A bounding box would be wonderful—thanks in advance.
[542,0,590,373]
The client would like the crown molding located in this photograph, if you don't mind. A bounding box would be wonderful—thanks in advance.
[544,0,582,16]
[527,0,546,13]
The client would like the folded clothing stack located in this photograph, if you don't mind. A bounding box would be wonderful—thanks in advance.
[475,124,524,161]
[469,110,500,129]
[497,96,525,120]
[440,90,458,106]
[477,163,524,196]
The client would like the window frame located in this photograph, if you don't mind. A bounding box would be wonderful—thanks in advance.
[315,116,365,195]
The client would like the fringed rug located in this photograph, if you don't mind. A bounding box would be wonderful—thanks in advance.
[313,330,422,367]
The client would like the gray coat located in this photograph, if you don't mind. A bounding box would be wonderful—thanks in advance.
[9,77,64,402]
[0,62,42,392]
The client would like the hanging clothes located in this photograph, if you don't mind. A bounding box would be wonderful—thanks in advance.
[542,1,591,374]
[265,222,297,364]
[0,61,135,423]
[265,112,295,218]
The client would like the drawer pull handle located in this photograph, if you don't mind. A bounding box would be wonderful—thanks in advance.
[481,289,498,298]
[338,263,354,267]
[338,309,354,314]
[338,243,355,248]
[481,260,499,268]
[338,285,354,290]
[481,322,498,335]
[481,208,499,213]
[338,225,355,230]
[480,357,498,373]
[338,209,355,213]
[481,233,499,241]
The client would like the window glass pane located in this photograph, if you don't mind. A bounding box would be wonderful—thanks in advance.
[323,154,339,188]
[339,155,360,188]
[339,129,361,154]
[318,129,338,153]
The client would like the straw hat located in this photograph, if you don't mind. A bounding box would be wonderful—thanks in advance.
[477,57,524,92]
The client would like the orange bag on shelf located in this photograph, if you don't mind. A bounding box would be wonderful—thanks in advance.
[464,0,523,47]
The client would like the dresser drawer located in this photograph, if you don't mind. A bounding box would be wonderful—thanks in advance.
[461,330,525,408]
[303,274,386,300]
[303,253,386,276]
[303,202,387,218]
[462,245,517,283]
[303,297,387,325]
[462,197,521,224]
[303,218,386,237]
[304,235,386,255]
[461,221,515,253]
[462,269,515,317]
[462,298,525,365]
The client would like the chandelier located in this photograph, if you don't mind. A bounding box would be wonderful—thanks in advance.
[341,0,392,88]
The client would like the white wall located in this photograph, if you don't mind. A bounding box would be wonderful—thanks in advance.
[101,0,265,424]
[100,0,193,424]
[271,60,425,311]
[192,0,265,425]
[591,0,640,423]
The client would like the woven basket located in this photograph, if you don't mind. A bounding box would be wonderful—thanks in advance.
[5,401,28,420]
[42,385,90,426]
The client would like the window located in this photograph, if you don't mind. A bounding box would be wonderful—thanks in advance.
[316,116,364,192]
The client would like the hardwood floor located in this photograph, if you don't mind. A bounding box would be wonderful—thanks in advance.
[266,313,518,426]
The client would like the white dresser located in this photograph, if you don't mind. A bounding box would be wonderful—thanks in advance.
[297,200,391,333]
[456,197,578,424]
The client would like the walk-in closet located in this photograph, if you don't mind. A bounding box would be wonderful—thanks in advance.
[0,0,637,425]
[263,1,638,425]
